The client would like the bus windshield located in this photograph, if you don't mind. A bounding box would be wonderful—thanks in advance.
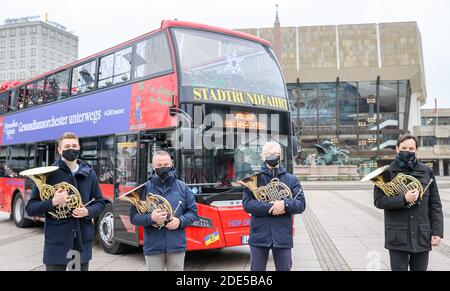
[172,28,286,98]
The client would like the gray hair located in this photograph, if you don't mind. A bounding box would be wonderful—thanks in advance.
[152,150,171,162]
[261,141,281,159]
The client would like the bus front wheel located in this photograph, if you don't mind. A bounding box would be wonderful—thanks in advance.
[12,194,33,228]
[98,203,127,254]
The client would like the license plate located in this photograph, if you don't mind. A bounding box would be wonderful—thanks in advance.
[241,235,249,245]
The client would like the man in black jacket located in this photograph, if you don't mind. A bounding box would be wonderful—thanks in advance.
[26,132,105,271]
[374,134,444,271]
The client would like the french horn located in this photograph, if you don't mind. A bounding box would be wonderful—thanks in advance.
[20,166,83,219]
[118,184,174,228]
[361,165,424,207]
[237,173,292,202]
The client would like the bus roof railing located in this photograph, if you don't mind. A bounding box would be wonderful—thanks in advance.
[2,20,272,93]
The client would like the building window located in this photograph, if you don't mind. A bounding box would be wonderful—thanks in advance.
[42,48,47,57]
[20,38,25,46]
[0,30,6,37]
[0,40,5,48]
[9,72,15,80]
[31,48,36,56]
[9,61,15,69]
[42,36,48,46]
[378,81,399,130]
[438,117,450,126]
[422,117,436,126]
[42,28,48,35]
[338,82,358,129]
[0,51,5,59]
[421,137,437,147]
[30,26,37,34]
[358,81,378,131]
[19,60,25,69]
[20,49,25,58]
[0,62,5,70]
[9,51,15,58]
[30,59,36,67]
[31,37,36,45]
[9,29,16,36]
[19,72,25,79]
[318,83,337,131]
[20,27,26,35]
[10,39,15,48]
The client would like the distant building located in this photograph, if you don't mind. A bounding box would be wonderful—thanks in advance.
[0,15,78,83]
[237,11,427,175]
[415,109,450,176]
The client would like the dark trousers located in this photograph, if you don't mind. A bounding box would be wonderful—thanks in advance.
[389,250,429,271]
[46,262,89,271]
[250,246,292,271]
[46,237,89,271]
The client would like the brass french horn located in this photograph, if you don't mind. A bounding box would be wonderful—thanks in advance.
[118,184,174,228]
[361,165,424,207]
[237,173,292,202]
[20,166,83,219]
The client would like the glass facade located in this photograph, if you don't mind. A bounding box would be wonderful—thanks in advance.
[288,79,411,175]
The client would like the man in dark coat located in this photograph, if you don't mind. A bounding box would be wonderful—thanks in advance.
[242,141,306,271]
[374,134,444,271]
[26,132,105,271]
[130,150,198,271]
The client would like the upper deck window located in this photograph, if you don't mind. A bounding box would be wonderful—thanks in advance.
[134,33,172,79]
[98,47,132,88]
[172,28,286,98]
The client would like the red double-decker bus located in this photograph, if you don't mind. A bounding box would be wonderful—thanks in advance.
[0,20,295,254]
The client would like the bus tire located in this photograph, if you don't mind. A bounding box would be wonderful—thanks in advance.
[12,194,33,228]
[97,203,127,254]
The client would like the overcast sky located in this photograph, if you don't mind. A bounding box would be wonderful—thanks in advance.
[2,0,449,108]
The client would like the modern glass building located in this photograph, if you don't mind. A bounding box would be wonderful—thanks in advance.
[238,14,428,175]
[287,80,411,175]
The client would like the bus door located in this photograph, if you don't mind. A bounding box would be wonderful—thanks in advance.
[113,134,140,246]
[36,142,56,167]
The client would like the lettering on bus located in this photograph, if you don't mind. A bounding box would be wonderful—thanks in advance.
[187,87,289,111]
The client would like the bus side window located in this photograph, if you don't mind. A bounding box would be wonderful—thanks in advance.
[71,60,96,96]
[0,91,8,114]
[8,89,19,112]
[0,146,6,177]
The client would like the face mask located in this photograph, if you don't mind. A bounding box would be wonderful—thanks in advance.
[62,149,79,162]
[155,167,172,181]
[397,150,416,164]
[265,155,280,167]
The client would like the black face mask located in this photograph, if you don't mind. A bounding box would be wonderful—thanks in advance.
[62,149,80,162]
[155,167,172,181]
[396,150,417,169]
[265,155,280,167]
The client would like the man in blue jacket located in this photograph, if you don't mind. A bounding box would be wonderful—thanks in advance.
[130,150,198,271]
[243,141,306,271]
[26,132,105,271]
